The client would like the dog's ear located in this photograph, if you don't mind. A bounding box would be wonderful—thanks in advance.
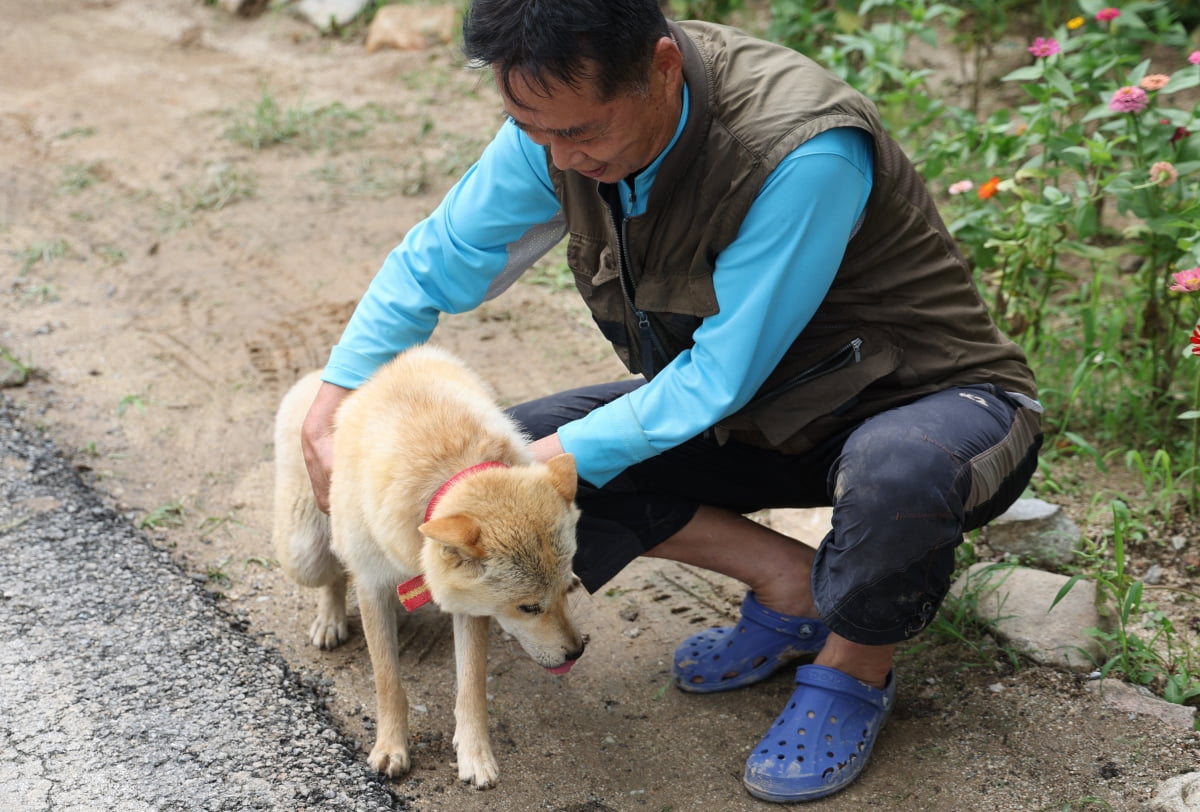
[544,453,577,502]
[419,516,486,559]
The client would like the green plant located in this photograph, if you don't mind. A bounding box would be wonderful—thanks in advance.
[16,239,70,275]
[117,393,148,416]
[0,346,36,387]
[137,501,186,530]
[1055,498,1200,703]
[223,87,395,152]
[60,161,104,193]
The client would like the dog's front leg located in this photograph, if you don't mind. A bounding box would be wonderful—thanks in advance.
[451,613,499,788]
[359,587,411,777]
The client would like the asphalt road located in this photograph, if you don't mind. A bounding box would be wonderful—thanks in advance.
[0,395,405,811]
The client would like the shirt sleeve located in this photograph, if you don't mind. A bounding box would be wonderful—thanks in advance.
[557,127,875,486]
[321,120,563,388]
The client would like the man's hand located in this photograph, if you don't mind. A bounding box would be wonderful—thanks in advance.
[301,381,352,514]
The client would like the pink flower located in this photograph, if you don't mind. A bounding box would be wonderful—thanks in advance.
[1027,37,1061,58]
[1139,74,1170,91]
[1096,7,1121,22]
[1150,161,1179,185]
[1190,51,1200,66]
[1170,268,1200,292]
[1109,86,1148,113]
[948,180,975,195]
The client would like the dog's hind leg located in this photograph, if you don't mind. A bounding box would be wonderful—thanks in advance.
[359,584,411,778]
[452,613,499,788]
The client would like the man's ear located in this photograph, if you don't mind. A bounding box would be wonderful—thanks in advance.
[652,35,684,87]
[419,516,486,559]
[545,453,578,502]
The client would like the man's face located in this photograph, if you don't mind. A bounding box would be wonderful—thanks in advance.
[499,39,683,185]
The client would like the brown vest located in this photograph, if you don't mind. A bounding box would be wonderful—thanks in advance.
[549,21,1036,454]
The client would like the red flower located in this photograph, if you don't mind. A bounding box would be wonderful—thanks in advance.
[1192,325,1200,357]
[977,177,1001,199]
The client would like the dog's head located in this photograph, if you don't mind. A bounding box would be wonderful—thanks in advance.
[418,453,586,672]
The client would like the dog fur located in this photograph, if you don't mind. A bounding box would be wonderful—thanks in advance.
[273,345,585,788]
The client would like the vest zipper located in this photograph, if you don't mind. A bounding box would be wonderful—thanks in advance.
[753,337,864,404]
[610,182,666,377]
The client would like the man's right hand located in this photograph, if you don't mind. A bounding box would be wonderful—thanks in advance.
[301,381,353,514]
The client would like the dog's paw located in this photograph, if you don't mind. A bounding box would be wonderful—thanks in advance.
[367,741,411,778]
[454,740,499,789]
[308,614,349,649]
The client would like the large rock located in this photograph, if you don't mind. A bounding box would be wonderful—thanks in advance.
[950,563,1106,671]
[983,498,1082,570]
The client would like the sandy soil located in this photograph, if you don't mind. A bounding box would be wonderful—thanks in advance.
[2,2,1197,810]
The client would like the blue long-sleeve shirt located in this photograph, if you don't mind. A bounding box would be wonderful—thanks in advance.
[324,91,874,487]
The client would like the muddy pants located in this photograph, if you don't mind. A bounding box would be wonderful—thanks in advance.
[508,381,1043,646]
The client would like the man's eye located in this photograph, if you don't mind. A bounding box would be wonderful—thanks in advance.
[518,604,543,615]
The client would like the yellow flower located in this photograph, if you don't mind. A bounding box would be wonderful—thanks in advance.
[1067,16,1085,29]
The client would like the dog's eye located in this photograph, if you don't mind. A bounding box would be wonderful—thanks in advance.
[518,604,543,615]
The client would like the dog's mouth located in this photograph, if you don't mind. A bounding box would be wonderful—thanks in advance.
[546,659,577,676]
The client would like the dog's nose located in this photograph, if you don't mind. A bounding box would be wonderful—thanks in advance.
[566,637,587,662]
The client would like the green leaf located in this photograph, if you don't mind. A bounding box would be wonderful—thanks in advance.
[1002,65,1044,83]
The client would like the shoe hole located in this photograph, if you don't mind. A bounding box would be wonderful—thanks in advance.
[721,671,738,681]
[751,656,767,668]
[825,734,833,744]
[828,716,838,724]
[822,767,834,779]
[806,710,815,719]
[797,728,806,736]
[689,676,705,684]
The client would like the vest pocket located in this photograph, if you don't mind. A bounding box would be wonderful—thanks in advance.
[718,337,902,449]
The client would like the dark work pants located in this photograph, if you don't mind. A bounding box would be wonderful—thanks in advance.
[507,381,1042,646]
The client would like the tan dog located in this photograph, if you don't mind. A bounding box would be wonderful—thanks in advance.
[273,345,585,788]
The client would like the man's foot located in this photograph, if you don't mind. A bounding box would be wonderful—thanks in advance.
[673,592,829,693]
[743,664,895,802]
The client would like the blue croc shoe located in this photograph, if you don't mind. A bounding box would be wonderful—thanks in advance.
[743,664,896,802]
[673,592,829,694]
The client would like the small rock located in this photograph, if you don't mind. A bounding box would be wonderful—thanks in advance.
[295,0,371,32]
[365,4,457,52]
[1147,771,1200,812]
[983,498,1082,570]
[218,0,270,17]
[1085,679,1197,732]
[1144,564,1164,585]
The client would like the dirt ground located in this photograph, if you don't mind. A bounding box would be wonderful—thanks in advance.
[2,2,1197,810]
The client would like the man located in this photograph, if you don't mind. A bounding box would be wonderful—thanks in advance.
[301,0,1042,802]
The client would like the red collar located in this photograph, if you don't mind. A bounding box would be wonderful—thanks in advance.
[423,461,509,522]
[400,462,509,612]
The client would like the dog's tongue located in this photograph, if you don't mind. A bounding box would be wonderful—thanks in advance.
[546,659,576,676]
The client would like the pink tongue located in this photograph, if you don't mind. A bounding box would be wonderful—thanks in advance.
[546,659,576,675]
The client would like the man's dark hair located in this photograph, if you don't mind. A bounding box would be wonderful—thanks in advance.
[462,0,670,104]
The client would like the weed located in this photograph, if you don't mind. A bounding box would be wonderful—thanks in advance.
[223,87,394,152]
[137,501,186,530]
[0,346,37,388]
[1055,499,1200,703]
[117,393,148,417]
[16,239,70,275]
[60,162,103,193]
